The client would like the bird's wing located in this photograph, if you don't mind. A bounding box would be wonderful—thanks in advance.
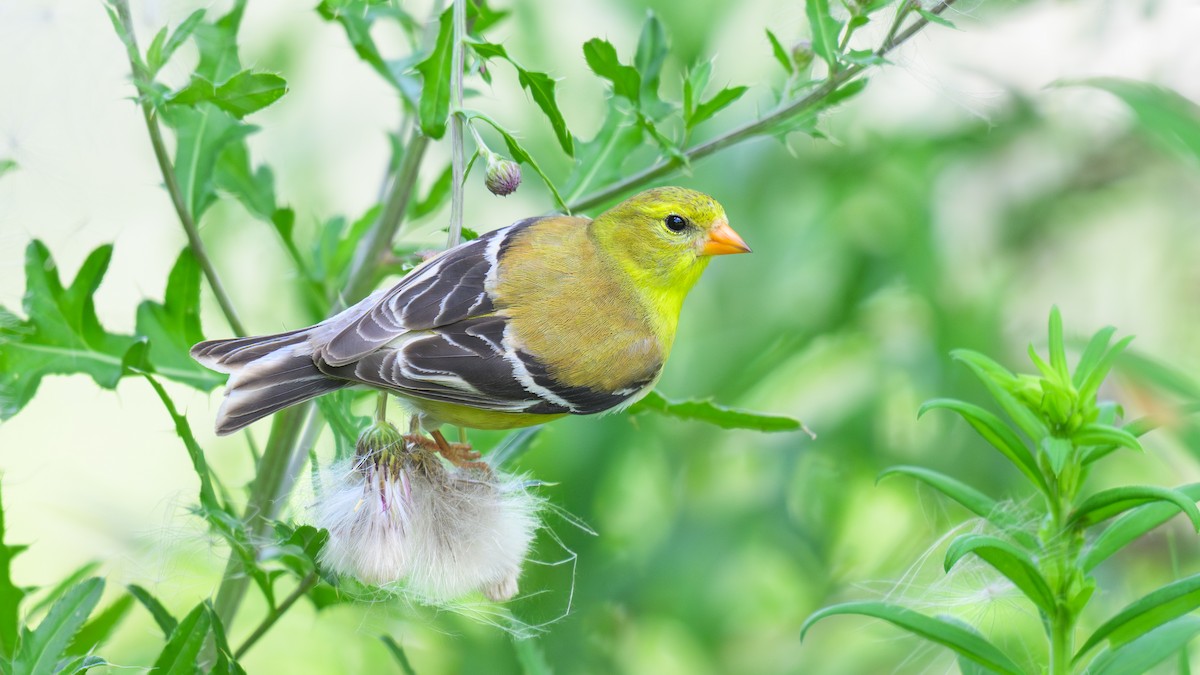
[317,218,539,367]
[316,315,657,415]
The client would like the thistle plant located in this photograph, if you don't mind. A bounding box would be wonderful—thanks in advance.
[803,308,1200,674]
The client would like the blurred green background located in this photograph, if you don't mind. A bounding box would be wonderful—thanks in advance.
[2,0,1200,672]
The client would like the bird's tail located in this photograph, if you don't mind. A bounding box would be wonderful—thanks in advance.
[191,327,347,435]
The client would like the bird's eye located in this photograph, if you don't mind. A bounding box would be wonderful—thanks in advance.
[664,214,688,232]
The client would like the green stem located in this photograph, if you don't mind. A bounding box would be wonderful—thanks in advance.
[110,0,246,337]
[233,573,318,659]
[567,0,958,213]
[446,0,467,249]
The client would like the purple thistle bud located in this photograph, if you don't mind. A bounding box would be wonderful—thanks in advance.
[485,152,521,196]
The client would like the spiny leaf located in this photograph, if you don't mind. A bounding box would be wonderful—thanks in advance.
[1082,483,1200,572]
[151,603,211,675]
[582,39,641,103]
[126,585,178,639]
[805,0,843,70]
[918,398,1046,493]
[134,249,223,391]
[11,578,104,675]
[0,482,26,660]
[564,106,642,200]
[765,30,794,74]
[629,390,807,433]
[1075,574,1200,663]
[801,602,1023,675]
[687,85,748,130]
[168,71,288,119]
[159,104,256,219]
[944,534,1056,615]
[516,69,574,156]
[147,9,206,75]
[140,373,221,513]
[0,242,136,420]
[316,0,408,91]
[415,8,454,138]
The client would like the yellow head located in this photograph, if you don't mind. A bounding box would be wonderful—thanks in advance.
[590,187,750,303]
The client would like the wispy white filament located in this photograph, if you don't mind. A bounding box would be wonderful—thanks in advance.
[315,453,540,602]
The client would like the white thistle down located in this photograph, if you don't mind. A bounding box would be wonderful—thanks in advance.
[315,422,540,601]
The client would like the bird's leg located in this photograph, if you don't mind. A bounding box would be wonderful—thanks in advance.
[429,429,488,471]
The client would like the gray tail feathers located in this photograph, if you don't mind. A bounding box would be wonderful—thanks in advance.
[191,328,348,435]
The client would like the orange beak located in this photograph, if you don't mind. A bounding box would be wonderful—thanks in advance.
[701,218,752,256]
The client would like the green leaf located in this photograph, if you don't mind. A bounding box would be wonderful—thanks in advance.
[1085,616,1200,675]
[206,603,245,675]
[66,595,133,656]
[805,0,843,69]
[24,564,100,621]
[140,374,221,513]
[687,86,748,130]
[876,466,1037,547]
[159,104,256,219]
[466,111,568,212]
[1116,349,1200,400]
[214,141,278,221]
[126,585,178,639]
[147,9,206,75]
[513,636,553,675]
[915,7,957,29]
[1047,306,1068,381]
[637,114,688,168]
[1075,574,1200,663]
[0,482,26,660]
[1040,436,1072,476]
[415,7,454,138]
[952,349,1051,442]
[1083,484,1200,572]
[193,0,247,82]
[169,71,288,119]
[1070,485,1200,530]
[582,39,641,103]
[11,578,104,675]
[1073,326,1117,389]
[0,159,18,180]
[944,534,1056,615]
[683,60,712,122]
[800,602,1023,674]
[765,30,794,75]
[1077,336,1134,405]
[265,523,328,579]
[0,242,137,420]
[633,13,672,118]
[563,106,643,201]
[380,636,418,675]
[316,0,407,91]
[1061,78,1200,163]
[629,390,807,433]
[151,602,211,675]
[134,249,223,391]
[918,399,1047,493]
[515,69,574,156]
[1071,423,1143,453]
[409,164,452,220]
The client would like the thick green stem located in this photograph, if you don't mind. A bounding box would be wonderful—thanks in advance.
[446,0,466,249]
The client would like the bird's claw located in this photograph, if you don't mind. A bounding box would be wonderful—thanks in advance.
[407,430,490,473]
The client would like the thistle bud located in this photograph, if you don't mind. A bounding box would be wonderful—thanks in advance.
[314,421,540,602]
[484,152,521,197]
[791,40,815,71]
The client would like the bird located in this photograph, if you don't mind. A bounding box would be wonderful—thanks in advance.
[190,186,750,466]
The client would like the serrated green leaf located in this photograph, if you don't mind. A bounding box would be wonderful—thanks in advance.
[564,106,643,200]
[765,30,794,75]
[0,482,25,660]
[126,585,177,639]
[582,39,641,103]
[1070,485,1200,530]
[134,249,223,391]
[11,578,104,675]
[415,8,454,138]
[466,111,568,212]
[169,71,287,119]
[265,523,328,579]
[213,139,278,222]
[1085,616,1200,675]
[628,390,806,433]
[65,595,133,656]
[151,603,211,675]
[1060,78,1200,163]
[687,85,747,130]
[316,0,409,91]
[876,466,1037,547]
[148,9,206,75]
[683,60,712,122]
[805,0,843,69]
[801,602,1023,674]
[633,13,672,118]
[0,242,137,420]
[515,69,574,156]
[638,114,688,167]
[1083,484,1200,572]
[918,399,1046,493]
[159,104,256,219]
[1075,574,1200,663]
[944,534,1056,615]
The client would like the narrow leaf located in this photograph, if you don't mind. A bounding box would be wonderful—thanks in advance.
[915,7,957,29]
[765,30,794,74]
[1071,423,1143,453]
[804,0,843,69]
[877,466,1036,547]
[952,350,1051,442]
[66,595,133,656]
[1083,483,1200,572]
[1047,307,1068,381]
[0,482,25,660]
[1077,335,1134,404]
[801,602,1023,675]
[918,399,1046,493]
[944,534,1056,615]
[1060,78,1200,163]
[1085,616,1200,675]
[159,10,207,72]
[687,86,748,130]
[1070,485,1200,531]
[1072,326,1116,389]
[140,374,221,513]
[415,8,454,138]
[1075,574,1200,662]
[151,603,211,675]
[11,578,104,675]
[380,636,418,675]
[629,390,807,433]
[126,585,178,638]
[516,69,574,156]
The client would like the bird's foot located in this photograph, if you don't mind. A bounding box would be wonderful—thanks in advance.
[405,429,490,473]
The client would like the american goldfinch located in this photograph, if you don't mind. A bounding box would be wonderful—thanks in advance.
[191,186,749,463]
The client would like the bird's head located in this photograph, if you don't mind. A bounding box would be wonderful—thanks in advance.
[591,187,750,300]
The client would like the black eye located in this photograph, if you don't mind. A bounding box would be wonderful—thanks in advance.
[665,214,688,232]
